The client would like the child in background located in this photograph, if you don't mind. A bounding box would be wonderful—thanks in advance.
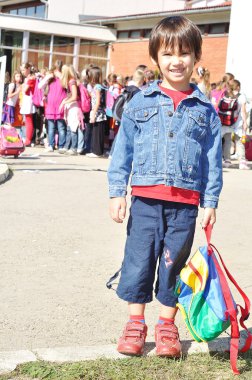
[86,66,107,158]
[108,15,223,358]
[20,62,36,146]
[2,71,22,125]
[231,80,250,170]
[210,81,225,112]
[196,66,211,99]
[38,65,67,152]
[106,73,123,149]
[60,64,84,155]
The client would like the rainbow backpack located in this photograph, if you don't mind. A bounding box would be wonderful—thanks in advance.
[175,225,251,375]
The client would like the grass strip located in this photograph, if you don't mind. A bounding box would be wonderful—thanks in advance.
[0,351,251,380]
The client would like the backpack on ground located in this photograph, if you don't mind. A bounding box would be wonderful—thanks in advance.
[175,225,251,375]
[78,83,91,113]
[218,95,239,126]
[112,85,140,122]
[0,124,25,158]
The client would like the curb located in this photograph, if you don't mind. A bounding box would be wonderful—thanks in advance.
[0,163,9,184]
[0,337,248,375]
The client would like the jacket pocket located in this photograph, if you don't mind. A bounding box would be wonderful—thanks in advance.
[134,107,159,169]
[188,110,208,141]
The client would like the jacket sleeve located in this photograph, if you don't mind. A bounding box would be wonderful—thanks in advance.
[107,109,136,198]
[200,114,223,208]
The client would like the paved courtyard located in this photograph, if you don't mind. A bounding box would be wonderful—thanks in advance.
[0,147,251,353]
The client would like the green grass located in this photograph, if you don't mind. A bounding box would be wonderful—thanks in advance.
[0,352,251,380]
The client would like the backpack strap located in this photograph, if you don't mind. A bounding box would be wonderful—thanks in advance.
[212,244,252,354]
[106,266,122,290]
[211,251,240,375]
[209,243,251,374]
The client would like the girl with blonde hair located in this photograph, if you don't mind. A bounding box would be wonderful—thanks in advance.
[196,66,211,99]
[60,64,84,155]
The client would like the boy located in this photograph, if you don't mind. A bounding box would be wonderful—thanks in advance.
[107,16,223,357]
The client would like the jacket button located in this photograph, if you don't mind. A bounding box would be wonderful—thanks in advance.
[169,132,174,138]
[168,111,173,117]
[144,111,149,117]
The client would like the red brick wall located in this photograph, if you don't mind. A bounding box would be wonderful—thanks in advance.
[109,36,228,83]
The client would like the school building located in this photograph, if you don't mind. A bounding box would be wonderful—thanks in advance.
[0,0,251,97]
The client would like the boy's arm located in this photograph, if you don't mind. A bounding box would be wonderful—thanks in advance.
[200,114,223,209]
[107,110,135,199]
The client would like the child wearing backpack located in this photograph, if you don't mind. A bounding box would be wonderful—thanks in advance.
[219,81,250,169]
[86,66,107,158]
[230,80,250,170]
[2,70,22,125]
[107,15,223,358]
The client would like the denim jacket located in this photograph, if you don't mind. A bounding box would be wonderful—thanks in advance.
[108,81,223,208]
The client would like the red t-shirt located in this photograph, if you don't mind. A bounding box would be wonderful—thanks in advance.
[25,77,36,95]
[131,85,200,206]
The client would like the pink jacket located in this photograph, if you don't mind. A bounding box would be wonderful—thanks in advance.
[40,77,67,120]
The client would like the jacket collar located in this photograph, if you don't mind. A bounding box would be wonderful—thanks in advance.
[142,80,209,104]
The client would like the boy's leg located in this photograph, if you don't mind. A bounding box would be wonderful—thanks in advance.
[116,197,164,355]
[155,202,198,357]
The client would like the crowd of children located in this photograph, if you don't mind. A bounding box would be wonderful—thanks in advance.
[192,69,251,169]
[1,53,251,166]
[1,62,150,158]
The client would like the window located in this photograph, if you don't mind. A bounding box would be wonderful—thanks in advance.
[79,40,107,58]
[53,36,74,55]
[52,54,73,65]
[17,8,26,16]
[27,7,36,17]
[208,23,227,35]
[197,25,205,35]
[2,2,45,19]
[78,57,107,80]
[130,30,142,39]
[28,51,50,70]
[143,29,152,38]
[1,30,23,48]
[117,31,129,39]
[29,33,51,51]
[36,5,45,18]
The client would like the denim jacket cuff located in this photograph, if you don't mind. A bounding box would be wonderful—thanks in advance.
[200,197,218,209]
[109,186,127,198]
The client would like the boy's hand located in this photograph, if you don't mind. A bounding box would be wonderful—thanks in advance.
[109,197,127,223]
[202,208,216,228]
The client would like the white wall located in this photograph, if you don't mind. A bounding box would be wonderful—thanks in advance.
[81,0,225,18]
[226,0,252,99]
[48,0,84,23]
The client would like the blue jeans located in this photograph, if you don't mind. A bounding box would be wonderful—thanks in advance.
[84,123,92,153]
[65,126,84,152]
[47,119,66,149]
[117,196,198,307]
[16,126,26,142]
[77,128,85,153]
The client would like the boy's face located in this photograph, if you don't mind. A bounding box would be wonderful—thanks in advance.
[153,45,196,90]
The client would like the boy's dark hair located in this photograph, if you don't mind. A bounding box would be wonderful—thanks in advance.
[149,16,202,63]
